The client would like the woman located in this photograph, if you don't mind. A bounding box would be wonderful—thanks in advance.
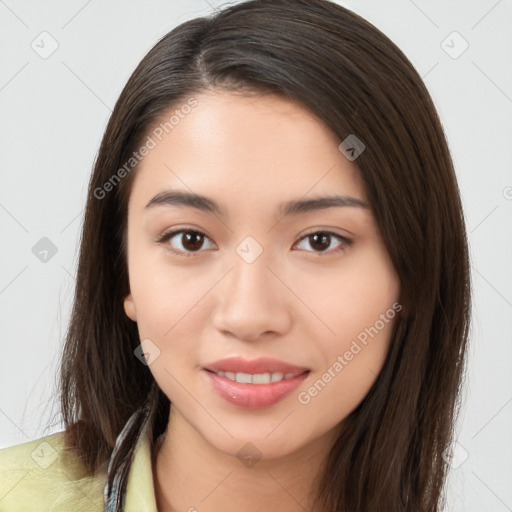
[0,0,471,510]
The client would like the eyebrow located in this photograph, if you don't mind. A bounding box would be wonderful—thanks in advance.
[144,190,369,217]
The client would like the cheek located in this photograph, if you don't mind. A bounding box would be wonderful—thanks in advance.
[297,241,399,348]
[295,242,399,407]
[128,262,208,398]
[294,313,397,453]
[127,252,216,393]
[127,241,210,337]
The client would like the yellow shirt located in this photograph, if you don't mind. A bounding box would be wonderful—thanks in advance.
[0,421,158,511]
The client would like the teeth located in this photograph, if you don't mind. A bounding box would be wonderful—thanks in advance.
[237,372,252,384]
[215,370,303,384]
[270,372,284,382]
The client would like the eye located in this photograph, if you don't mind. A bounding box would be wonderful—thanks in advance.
[294,230,352,255]
[157,228,352,257]
[157,229,215,257]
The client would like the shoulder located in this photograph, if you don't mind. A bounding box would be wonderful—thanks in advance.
[0,431,106,511]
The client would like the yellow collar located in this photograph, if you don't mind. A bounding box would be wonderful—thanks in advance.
[123,419,158,511]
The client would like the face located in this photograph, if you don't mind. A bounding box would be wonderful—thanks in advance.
[123,90,400,461]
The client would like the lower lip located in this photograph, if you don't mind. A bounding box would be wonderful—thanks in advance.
[203,370,310,409]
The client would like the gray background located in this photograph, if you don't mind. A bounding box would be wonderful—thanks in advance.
[1,1,511,510]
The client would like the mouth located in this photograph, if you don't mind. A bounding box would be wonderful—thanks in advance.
[201,356,311,409]
[203,355,310,376]
[204,368,309,384]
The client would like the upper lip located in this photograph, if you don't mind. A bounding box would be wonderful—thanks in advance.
[204,357,310,375]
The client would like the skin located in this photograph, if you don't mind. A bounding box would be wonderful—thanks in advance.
[123,90,400,512]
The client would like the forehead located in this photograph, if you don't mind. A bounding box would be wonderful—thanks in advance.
[128,91,367,213]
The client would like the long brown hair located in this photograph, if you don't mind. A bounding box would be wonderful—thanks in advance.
[59,1,471,510]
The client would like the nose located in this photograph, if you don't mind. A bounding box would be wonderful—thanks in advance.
[211,251,292,342]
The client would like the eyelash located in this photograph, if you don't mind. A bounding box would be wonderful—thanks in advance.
[156,228,353,258]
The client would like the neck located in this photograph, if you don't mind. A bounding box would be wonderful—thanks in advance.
[153,406,333,512]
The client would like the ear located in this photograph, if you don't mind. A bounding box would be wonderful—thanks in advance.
[123,293,137,322]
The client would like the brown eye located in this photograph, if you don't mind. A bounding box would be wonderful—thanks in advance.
[179,231,205,251]
[308,233,331,252]
[158,229,215,256]
[295,231,352,255]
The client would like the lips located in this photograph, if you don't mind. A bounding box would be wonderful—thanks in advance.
[202,356,311,409]
[203,356,310,375]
